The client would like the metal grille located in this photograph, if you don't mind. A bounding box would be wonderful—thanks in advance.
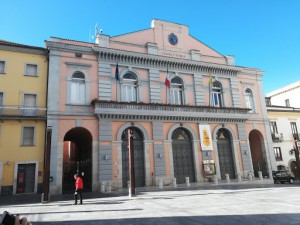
[122,128,145,188]
[172,128,195,184]
[217,129,235,180]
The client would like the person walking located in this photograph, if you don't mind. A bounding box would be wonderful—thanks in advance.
[74,174,83,205]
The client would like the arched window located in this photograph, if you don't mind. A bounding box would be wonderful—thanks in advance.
[170,77,183,105]
[245,88,254,112]
[211,81,223,107]
[122,73,137,102]
[71,72,85,104]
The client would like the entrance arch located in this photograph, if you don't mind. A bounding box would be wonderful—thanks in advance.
[217,128,236,180]
[62,127,92,194]
[121,127,145,188]
[171,128,195,184]
[249,130,267,177]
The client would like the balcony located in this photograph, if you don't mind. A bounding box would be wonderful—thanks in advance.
[92,100,251,123]
[272,133,283,142]
[0,105,47,120]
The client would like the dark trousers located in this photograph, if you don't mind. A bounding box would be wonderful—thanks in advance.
[74,189,83,204]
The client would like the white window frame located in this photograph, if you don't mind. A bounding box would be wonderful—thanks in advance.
[71,72,86,104]
[211,81,223,107]
[22,93,37,115]
[24,63,38,77]
[122,73,138,102]
[170,78,184,105]
[21,126,36,146]
[0,60,6,74]
[245,88,255,113]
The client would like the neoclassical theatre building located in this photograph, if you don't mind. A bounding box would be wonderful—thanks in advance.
[45,19,276,195]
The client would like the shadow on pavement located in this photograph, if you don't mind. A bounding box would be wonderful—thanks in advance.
[30,214,300,225]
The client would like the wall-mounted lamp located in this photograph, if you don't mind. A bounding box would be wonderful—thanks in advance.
[6,161,11,166]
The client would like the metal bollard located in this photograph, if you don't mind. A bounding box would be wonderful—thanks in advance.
[225,174,230,183]
[159,178,163,189]
[213,175,218,184]
[258,171,263,180]
[185,177,190,187]
[172,178,177,188]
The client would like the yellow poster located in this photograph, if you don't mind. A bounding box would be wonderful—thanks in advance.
[199,125,213,151]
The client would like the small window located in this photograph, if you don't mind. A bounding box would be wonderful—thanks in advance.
[22,126,35,146]
[25,64,38,76]
[0,92,3,114]
[0,61,5,73]
[285,99,290,107]
[274,147,282,161]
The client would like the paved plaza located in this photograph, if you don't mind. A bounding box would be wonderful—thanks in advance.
[1,182,300,225]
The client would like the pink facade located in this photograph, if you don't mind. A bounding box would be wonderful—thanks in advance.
[46,19,276,195]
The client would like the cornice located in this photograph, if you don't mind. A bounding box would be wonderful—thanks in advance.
[45,41,95,55]
[93,46,241,76]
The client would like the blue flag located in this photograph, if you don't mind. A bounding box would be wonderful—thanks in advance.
[115,63,119,81]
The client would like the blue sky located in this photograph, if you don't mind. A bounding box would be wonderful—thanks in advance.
[1,0,299,95]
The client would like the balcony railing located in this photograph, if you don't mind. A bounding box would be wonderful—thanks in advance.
[271,133,283,142]
[0,105,47,119]
[93,100,251,122]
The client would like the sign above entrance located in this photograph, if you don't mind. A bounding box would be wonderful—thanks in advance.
[199,125,213,151]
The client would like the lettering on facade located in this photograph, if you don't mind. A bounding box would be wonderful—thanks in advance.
[161,51,186,59]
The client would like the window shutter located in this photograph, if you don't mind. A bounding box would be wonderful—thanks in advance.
[26,64,37,76]
[23,127,34,145]
[0,61,5,73]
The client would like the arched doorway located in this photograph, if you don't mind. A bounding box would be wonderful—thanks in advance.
[172,128,195,184]
[290,161,300,180]
[121,127,145,188]
[217,128,236,180]
[62,127,92,194]
[249,130,267,177]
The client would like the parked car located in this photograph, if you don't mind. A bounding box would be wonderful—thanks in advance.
[272,170,295,184]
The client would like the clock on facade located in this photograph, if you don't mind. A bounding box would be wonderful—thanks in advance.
[168,33,178,45]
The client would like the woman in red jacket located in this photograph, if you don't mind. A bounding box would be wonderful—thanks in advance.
[74,174,83,205]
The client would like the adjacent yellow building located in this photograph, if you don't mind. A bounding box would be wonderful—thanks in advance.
[0,40,48,195]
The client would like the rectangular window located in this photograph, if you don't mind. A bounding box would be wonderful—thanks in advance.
[21,126,35,146]
[25,64,38,76]
[71,81,85,104]
[274,147,282,161]
[291,122,299,140]
[270,121,278,134]
[0,61,5,73]
[285,99,290,107]
[0,92,3,114]
[23,94,37,115]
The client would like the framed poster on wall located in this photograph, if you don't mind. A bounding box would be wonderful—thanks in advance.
[203,160,216,176]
